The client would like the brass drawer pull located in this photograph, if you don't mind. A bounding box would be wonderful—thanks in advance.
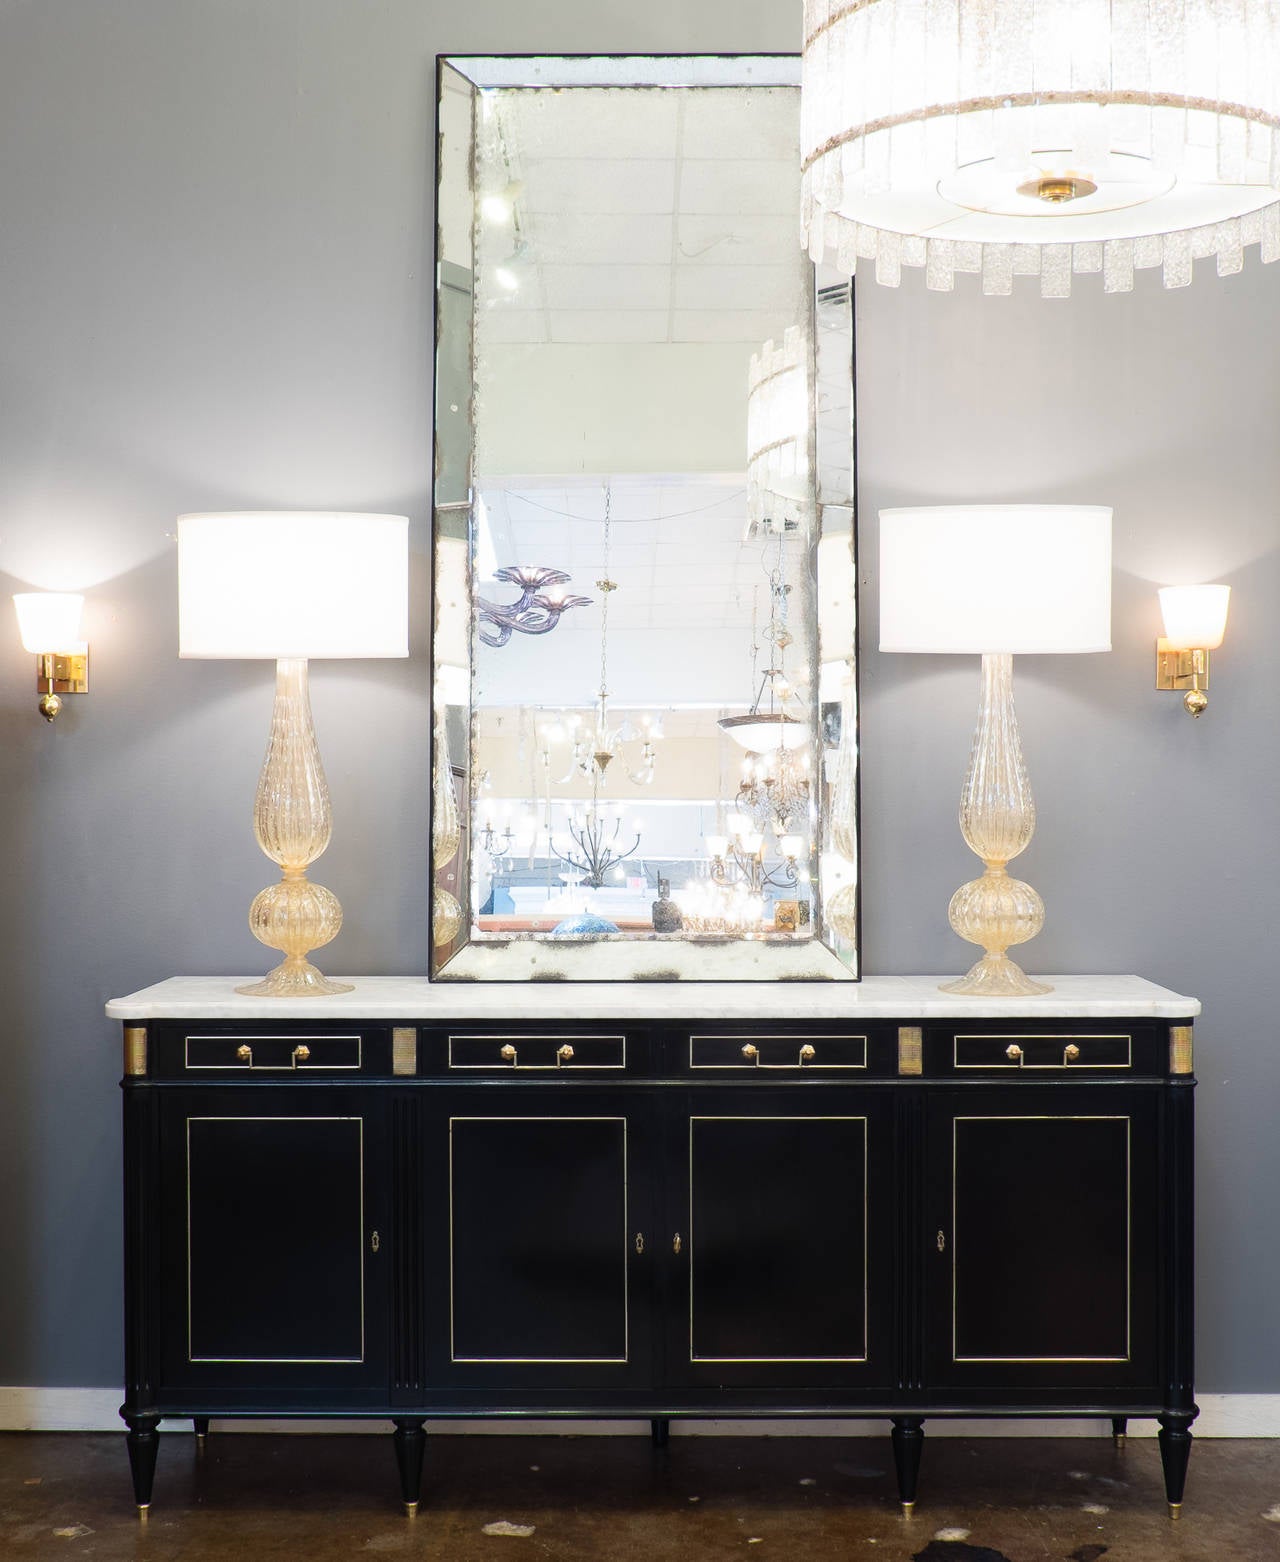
[673,1232,682,1255]
[556,1044,575,1067]
[292,1044,311,1067]
[1064,1043,1081,1063]
[635,1232,645,1255]
[236,1044,253,1066]
[799,1043,816,1066]
[1006,1044,1024,1063]
[500,1044,518,1066]
[741,1043,759,1062]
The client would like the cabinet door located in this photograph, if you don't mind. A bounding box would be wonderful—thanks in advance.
[157,1089,389,1401]
[669,1091,894,1391]
[426,1090,655,1394]
[925,1087,1159,1394]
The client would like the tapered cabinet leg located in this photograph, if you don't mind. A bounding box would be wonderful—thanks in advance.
[194,1417,210,1442]
[650,1417,670,1448]
[393,1419,427,1515]
[1110,1417,1127,1447]
[124,1416,160,1512]
[1158,1411,1195,1517]
[890,1417,925,1512]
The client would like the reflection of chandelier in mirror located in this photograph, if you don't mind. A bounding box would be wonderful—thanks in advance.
[746,323,812,537]
[706,814,807,897]
[475,565,591,648]
[801,0,1280,297]
[677,879,765,939]
[550,796,642,890]
[578,484,658,786]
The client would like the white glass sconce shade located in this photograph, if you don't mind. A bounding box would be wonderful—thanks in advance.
[878,504,1113,997]
[1158,585,1230,650]
[175,511,410,997]
[13,593,85,653]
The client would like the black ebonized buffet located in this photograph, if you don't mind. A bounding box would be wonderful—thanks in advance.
[111,976,1198,1519]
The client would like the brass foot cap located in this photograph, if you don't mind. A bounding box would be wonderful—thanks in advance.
[1168,1502,1183,1520]
[137,1505,150,1519]
[404,1502,419,1518]
[1114,1434,1126,1448]
[900,1501,915,1514]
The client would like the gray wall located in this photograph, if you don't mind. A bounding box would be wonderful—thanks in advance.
[0,0,1273,1394]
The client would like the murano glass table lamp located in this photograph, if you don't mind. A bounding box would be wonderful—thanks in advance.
[879,505,1112,996]
[178,512,409,996]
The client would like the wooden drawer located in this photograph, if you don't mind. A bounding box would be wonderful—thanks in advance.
[446,1033,626,1071]
[689,1032,867,1071]
[953,1032,1133,1071]
[183,1034,363,1071]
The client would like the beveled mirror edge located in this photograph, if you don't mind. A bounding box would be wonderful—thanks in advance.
[429,55,860,982]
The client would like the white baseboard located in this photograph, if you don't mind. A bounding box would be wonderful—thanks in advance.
[2,1388,1277,1437]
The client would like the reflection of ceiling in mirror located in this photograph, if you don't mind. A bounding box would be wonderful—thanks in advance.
[473,474,809,710]
[477,87,803,348]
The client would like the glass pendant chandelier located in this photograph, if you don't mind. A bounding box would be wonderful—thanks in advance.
[802,0,1280,295]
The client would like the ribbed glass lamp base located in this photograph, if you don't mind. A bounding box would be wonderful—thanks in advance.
[939,953,1052,998]
[237,958,354,998]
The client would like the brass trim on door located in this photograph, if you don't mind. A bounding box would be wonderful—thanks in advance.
[950,1114,1131,1364]
[186,1116,366,1365]
[124,1026,147,1077]
[447,1115,630,1366]
[688,1115,870,1364]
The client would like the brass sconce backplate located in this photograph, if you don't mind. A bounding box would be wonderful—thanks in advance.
[1155,642,1210,716]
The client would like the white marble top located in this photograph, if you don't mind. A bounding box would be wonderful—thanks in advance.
[106,974,1200,1022]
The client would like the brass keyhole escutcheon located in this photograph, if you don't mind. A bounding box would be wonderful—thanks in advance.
[635,1232,645,1255]
[673,1233,682,1255]
[936,1230,946,1254]
[371,1230,381,1254]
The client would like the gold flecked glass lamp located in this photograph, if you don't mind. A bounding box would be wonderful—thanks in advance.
[178,512,409,996]
[879,505,1112,997]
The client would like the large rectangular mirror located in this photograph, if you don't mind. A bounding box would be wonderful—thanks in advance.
[431,55,859,980]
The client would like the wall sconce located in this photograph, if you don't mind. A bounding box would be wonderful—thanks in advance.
[12,593,89,721]
[1156,585,1231,717]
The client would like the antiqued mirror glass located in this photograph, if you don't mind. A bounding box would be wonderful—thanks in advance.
[432,55,858,980]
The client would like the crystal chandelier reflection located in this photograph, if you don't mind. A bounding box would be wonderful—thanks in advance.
[476,566,591,649]
[705,813,807,897]
[802,0,1280,296]
[677,878,765,938]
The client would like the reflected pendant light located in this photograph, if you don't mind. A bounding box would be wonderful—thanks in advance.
[801,0,1280,296]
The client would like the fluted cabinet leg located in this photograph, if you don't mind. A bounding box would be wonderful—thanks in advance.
[125,1416,160,1512]
[393,1419,427,1515]
[890,1417,924,1511]
[1110,1416,1127,1447]
[1158,1411,1195,1517]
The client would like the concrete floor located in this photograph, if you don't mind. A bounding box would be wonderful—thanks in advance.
[2,1431,1278,1560]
